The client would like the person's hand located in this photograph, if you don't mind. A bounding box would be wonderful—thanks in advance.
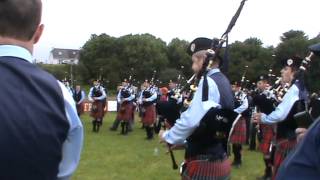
[159,130,166,143]
[296,128,308,143]
[253,113,262,124]
[167,144,185,152]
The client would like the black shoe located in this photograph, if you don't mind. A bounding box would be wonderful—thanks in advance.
[92,121,97,132]
[109,127,117,131]
[231,161,241,168]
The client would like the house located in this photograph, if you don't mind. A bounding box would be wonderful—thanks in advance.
[48,48,80,64]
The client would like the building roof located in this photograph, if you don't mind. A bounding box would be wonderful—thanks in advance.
[51,48,80,60]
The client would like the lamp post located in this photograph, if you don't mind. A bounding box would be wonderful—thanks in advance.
[62,59,76,87]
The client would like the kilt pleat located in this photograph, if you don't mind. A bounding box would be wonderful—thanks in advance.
[116,102,134,121]
[142,104,156,126]
[182,156,231,180]
[230,117,247,144]
[259,124,275,155]
[272,138,297,180]
[90,101,104,119]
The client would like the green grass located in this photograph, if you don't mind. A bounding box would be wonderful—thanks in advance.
[73,113,264,180]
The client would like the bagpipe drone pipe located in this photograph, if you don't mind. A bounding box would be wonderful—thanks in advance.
[157,0,249,170]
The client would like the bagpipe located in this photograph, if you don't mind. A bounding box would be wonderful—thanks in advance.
[252,45,320,133]
[160,0,249,171]
[142,70,157,106]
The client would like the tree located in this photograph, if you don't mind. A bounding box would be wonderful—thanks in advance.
[166,38,192,78]
[228,37,274,83]
[117,34,169,83]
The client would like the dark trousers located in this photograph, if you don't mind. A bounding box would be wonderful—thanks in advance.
[249,124,257,150]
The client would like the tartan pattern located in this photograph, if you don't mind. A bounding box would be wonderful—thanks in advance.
[116,102,134,122]
[142,104,156,126]
[182,156,231,180]
[272,138,297,180]
[259,124,275,155]
[90,101,105,119]
[230,117,247,144]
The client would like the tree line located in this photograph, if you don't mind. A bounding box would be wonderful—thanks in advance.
[39,30,320,93]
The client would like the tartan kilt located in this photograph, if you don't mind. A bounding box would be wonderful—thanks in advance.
[230,117,247,144]
[90,101,104,119]
[272,138,297,180]
[116,102,134,122]
[76,103,84,115]
[142,104,156,126]
[182,156,231,180]
[259,124,275,155]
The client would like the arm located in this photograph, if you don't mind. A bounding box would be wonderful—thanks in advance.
[117,91,121,103]
[162,78,220,145]
[261,84,300,124]
[78,91,86,104]
[88,88,94,101]
[57,82,84,180]
[124,94,135,102]
[234,96,248,114]
[94,88,107,100]
[145,91,157,102]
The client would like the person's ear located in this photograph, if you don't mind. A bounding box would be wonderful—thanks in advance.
[32,24,44,44]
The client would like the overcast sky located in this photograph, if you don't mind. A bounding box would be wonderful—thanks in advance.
[34,0,319,61]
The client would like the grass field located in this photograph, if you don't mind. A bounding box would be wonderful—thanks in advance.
[72,113,264,180]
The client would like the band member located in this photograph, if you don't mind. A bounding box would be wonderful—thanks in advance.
[253,75,276,180]
[155,87,169,134]
[168,80,184,105]
[230,83,249,168]
[110,81,128,131]
[276,43,320,180]
[247,91,257,151]
[139,80,157,140]
[116,81,135,135]
[0,0,83,179]
[160,37,235,180]
[88,80,107,132]
[254,56,308,179]
[73,85,86,116]
[159,87,169,101]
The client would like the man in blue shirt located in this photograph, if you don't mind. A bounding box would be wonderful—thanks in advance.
[275,43,320,180]
[73,85,86,117]
[88,80,107,133]
[0,0,83,179]
[160,37,235,180]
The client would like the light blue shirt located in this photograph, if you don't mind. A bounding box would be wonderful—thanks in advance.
[261,84,300,124]
[88,86,107,101]
[139,87,158,103]
[163,68,221,145]
[0,45,83,180]
[117,87,135,103]
[234,91,249,114]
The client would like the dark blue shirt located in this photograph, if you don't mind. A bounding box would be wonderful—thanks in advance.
[276,117,320,180]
